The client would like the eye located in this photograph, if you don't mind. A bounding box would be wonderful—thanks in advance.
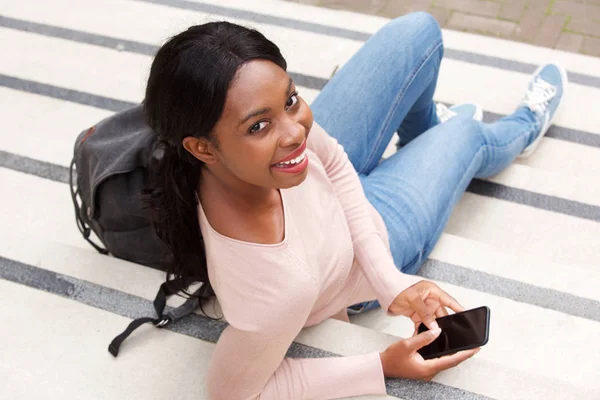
[249,121,269,134]
[286,92,299,110]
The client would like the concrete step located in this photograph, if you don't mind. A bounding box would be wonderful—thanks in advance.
[2,232,598,399]
[2,86,600,208]
[2,0,600,136]
[4,162,600,267]
[2,163,600,399]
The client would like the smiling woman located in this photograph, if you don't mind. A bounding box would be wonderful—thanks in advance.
[140,13,566,400]
[183,60,313,196]
[191,61,313,244]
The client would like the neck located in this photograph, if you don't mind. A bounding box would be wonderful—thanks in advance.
[198,166,279,214]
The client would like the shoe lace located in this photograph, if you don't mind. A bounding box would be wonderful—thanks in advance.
[436,103,457,123]
[522,77,557,116]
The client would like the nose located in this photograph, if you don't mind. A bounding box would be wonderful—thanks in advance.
[279,117,305,148]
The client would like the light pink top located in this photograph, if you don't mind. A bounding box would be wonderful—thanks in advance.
[198,122,422,399]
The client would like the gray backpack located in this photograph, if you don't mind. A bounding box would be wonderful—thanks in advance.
[70,104,207,356]
[69,104,169,268]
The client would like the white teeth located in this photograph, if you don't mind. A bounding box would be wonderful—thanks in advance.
[276,150,306,167]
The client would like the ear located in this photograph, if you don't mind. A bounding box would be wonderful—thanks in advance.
[182,136,218,165]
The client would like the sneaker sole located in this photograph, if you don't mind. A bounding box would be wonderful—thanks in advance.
[473,103,483,122]
[448,102,483,122]
[518,61,568,159]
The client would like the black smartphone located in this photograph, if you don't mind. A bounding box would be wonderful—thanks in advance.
[417,306,490,360]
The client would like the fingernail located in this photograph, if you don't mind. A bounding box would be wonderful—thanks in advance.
[431,321,440,330]
[430,328,441,337]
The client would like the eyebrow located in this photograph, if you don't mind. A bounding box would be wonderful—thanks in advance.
[238,77,294,127]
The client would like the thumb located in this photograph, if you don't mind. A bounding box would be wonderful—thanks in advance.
[405,328,442,352]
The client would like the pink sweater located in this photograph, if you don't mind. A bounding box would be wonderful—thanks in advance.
[199,122,423,399]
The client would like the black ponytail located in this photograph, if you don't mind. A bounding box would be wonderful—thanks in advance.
[142,21,287,317]
[144,140,206,294]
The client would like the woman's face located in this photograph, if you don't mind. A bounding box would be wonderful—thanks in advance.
[207,59,314,190]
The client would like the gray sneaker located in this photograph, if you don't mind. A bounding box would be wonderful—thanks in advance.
[518,62,568,158]
[436,102,483,123]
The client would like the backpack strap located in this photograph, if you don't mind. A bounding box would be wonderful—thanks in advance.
[108,278,205,357]
[69,157,109,255]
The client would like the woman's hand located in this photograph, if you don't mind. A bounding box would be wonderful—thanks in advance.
[379,329,479,380]
[389,280,464,330]
[381,280,479,380]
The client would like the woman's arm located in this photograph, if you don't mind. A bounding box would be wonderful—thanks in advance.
[306,121,423,315]
[206,323,386,399]
[206,255,387,399]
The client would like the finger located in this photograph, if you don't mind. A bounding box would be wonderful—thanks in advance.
[410,311,422,322]
[412,325,419,337]
[413,320,425,337]
[410,313,421,325]
[436,290,464,313]
[408,296,439,330]
[404,328,442,352]
[424,298,440,308]
[435,306,449,318]
[424,348,478,373]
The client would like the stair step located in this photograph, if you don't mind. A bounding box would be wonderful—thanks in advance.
[4,161,600,269]
[429,233,600,302]
[446,192,600,265]
[2,235,597,399]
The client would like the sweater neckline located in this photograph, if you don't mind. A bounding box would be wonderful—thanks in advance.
[197,189,288,248]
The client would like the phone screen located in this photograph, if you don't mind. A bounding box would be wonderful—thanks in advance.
[417,306,490,360]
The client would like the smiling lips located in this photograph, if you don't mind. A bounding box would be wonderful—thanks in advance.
[271,151,309,173]
[272,140,307,167]
[271,141,309,173]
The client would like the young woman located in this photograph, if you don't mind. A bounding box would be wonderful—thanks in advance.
[143,12,566,400]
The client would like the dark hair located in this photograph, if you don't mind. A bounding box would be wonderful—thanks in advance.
[142,21,287,317]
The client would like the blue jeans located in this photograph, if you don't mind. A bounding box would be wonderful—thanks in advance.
[309,13,540,315]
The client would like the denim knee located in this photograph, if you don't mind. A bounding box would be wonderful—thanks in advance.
[384,12,443,49]
[443,117,486,148]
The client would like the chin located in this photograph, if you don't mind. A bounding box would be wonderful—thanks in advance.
[277,169,309,189]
